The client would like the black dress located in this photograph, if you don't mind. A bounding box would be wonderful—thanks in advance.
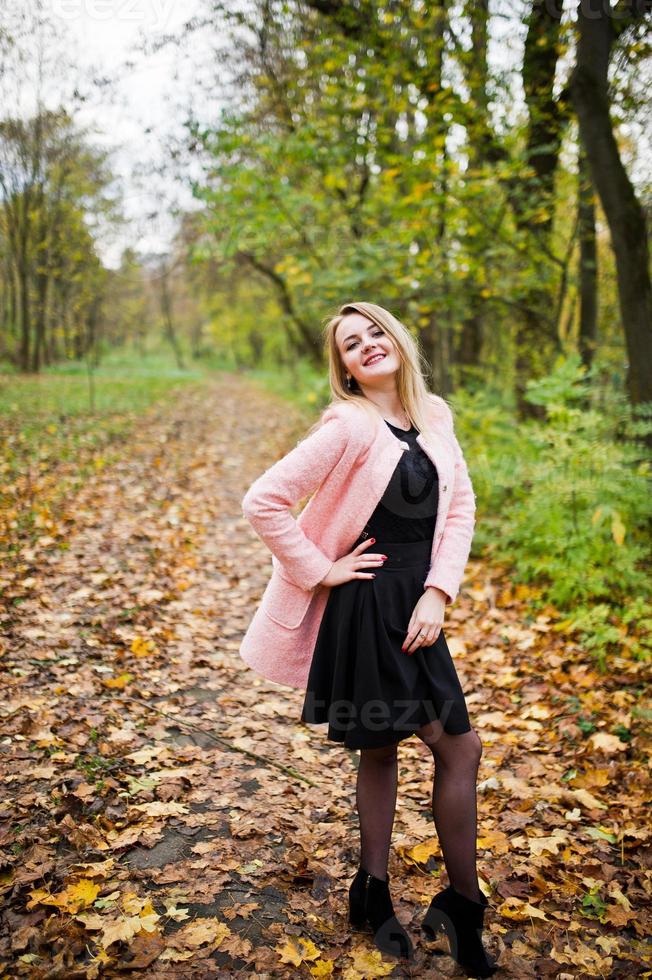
[300,419,472,750]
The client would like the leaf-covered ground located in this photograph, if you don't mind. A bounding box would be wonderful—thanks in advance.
[0,376,649,978]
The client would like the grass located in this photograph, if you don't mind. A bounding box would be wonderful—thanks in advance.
[0,347,211,415]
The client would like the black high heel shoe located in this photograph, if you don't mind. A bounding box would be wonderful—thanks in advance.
[348,866,414,960]
[422,884,498,977]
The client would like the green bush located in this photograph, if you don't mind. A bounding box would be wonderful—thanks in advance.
[453,354,652,668]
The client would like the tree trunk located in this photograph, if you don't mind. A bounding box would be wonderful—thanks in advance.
[513,0,566,417]
[520,0,565,237]
[32,268,48,372]
[239,251,323,366]
[18,259,30,371]
[569,0,652,408]
[160,263,186,371]
[423,3,453,397]
[458,0,490,381]
[578,142,598,368]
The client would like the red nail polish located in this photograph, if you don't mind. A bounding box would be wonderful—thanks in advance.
[369,537,375,543]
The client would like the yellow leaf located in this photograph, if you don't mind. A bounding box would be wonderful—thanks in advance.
[551,941,613,971]
[596,936,621,955]
[529,831,569,856]
[26,888,51,910]
[608,885,632,910]
[277,937,321,966]
[138,913,160,933]
[398,837,440,866]
[410,181,433,200]
[100,915,149,948]
[68,859,115,879]
[524,704,550,719]
[323,173,343,191]
[498,897,548,921]
[179,919,229,948]
[309,958,335,977]
[131,637,159,657]
[611,512,625,545]
[121,893,140,913]
[590,731,627,753]
[102,673,134,689]
[90,949,111,965]
[569,767,611,789]
[74,912,105,931]
[131,801,189,818]
[477,828,510,852]
[349,946,396,975]
[122,892,159,916]
[570,788,608,810]
[160,948,194,962]
[28,879,99,913]
[162,899,190,922]
[514,583,539,600]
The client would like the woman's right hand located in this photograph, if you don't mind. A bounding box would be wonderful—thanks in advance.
[318,537,387,587]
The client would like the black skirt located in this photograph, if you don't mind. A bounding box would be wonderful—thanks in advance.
[300,420,472,750]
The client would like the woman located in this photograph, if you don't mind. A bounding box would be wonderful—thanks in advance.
[240,302,497,976]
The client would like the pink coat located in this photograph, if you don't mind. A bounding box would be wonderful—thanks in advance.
[239,394,476,689]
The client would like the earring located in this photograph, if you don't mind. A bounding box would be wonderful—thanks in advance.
[346,375,353,391]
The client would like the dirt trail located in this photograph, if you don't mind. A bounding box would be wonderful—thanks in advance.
[0,374,647,978]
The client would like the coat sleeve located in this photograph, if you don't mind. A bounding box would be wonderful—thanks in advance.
[241,414,349,591]
[423,406,476,604]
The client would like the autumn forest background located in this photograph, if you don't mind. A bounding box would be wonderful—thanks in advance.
[0,1,650,977]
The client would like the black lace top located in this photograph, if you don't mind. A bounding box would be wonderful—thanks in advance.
[361,420,439,543]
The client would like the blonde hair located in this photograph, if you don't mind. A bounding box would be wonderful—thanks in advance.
[310,301,450,441]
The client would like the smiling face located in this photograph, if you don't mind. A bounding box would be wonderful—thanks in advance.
[335,312,401,389]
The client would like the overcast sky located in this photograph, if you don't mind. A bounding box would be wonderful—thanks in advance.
[47,0,213,267]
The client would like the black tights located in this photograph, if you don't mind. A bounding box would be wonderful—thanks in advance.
[355,721,483,902]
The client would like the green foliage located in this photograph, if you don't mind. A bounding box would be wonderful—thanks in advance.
[0,105,115,371]
[452,355,652,667]
[579,886,608,921]
[190,2,632,387]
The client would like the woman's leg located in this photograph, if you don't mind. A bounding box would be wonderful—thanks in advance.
[416,720,483,902]
[355,742,399,880]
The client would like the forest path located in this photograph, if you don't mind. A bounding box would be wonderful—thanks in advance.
[0,374,647,978]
